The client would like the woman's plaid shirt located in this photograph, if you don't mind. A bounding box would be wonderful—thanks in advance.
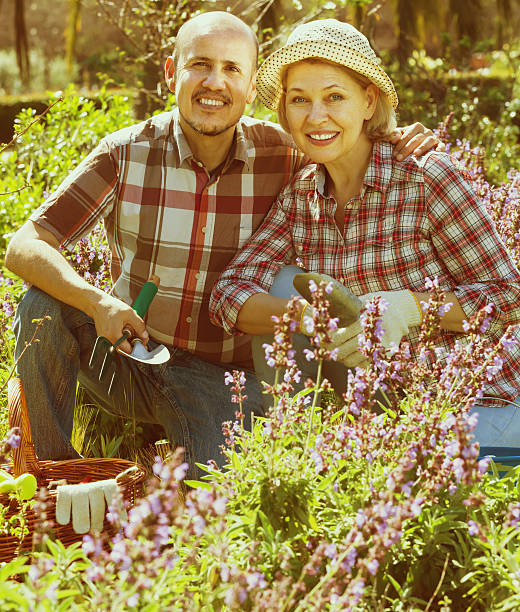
[30,109,304,367]
[211,141,520,403]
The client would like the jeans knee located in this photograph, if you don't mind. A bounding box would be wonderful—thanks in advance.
[13,289,67,357]
[15,287,61,328]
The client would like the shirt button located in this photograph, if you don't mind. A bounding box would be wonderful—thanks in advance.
[186,316,192,323]
[195,273,200,279]
[201,227,207,234]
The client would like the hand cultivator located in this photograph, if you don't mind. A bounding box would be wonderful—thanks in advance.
[89,275,170,393]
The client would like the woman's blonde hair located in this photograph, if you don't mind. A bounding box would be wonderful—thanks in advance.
[277,59,397,141]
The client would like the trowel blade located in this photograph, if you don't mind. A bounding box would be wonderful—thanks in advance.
[119,343,171,365]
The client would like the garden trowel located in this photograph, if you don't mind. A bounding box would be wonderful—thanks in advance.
[292,272,362,327]
[88,275,170,393]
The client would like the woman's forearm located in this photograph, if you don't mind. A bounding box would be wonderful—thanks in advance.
[414,292,467,333]
[236,293,300,335]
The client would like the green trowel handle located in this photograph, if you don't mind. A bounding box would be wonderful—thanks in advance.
[131,274,160,319]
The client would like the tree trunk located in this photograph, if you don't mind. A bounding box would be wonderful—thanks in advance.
[66,0,82,78]
[14,0,30,87]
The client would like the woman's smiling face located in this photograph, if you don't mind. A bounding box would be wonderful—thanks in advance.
[284,60,378,166]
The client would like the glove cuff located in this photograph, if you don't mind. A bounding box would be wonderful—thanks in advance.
[395,290,422,327]
[363,290,422,327]
[299,300,313,335]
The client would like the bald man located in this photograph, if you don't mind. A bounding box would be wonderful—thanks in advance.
[6,12,437,474]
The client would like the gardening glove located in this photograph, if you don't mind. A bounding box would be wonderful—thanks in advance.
[332,290,422,367]
[56,478,122,534]
[293,272,362,334]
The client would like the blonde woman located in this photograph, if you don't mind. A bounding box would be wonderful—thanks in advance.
[210,20,520,446]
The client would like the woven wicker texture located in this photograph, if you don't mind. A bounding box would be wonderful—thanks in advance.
[256,19,398,110]
[0,377,146,563]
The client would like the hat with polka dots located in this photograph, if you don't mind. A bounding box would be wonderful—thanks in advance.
[256,19,398,110]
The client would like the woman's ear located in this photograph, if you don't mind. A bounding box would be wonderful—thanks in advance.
[164,56,175,94]
[364,83,379,120]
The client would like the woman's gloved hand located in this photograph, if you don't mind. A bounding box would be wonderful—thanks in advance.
[330,290,422,367]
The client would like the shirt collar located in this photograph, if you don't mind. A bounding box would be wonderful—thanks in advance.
[308,140,394,199]
[363,141,394,192]
[172,108,250,169]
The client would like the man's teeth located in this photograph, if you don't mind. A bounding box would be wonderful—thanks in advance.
[309,133,337,141]
[199,98,225,106]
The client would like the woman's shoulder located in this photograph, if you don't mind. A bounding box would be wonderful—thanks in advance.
[391,145,472,185]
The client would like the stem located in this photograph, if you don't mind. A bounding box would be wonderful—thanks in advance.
[304,357,323,455]
[0,96,63,156]
[0,314,50,397]
[14,496,27,557]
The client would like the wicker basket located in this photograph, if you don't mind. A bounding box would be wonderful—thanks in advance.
[0,377,147,563]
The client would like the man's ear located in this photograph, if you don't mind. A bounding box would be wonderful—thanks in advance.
[164,56,175,94]
[246,72,257,105]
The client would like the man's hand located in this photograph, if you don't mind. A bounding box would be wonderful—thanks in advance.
[330,290,422,367]
[389,122,444,161]
[91,293,149,354]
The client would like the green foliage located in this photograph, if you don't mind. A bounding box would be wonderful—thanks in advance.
[0,86,134,256]
[386,47,520,183]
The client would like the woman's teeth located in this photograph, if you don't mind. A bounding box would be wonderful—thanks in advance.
[309,133,337,141]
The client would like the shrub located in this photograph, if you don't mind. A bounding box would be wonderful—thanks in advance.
[386,48,520,184]
[0,86,134,256]
[1,274,518,610]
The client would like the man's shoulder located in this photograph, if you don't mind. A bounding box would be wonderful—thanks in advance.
[238,115,298,150]
[103,111,174,148]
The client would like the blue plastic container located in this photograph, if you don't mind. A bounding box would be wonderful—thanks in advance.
[478,447,520,477]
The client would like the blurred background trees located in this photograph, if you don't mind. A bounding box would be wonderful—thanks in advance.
[2,0,519,98]
[1,0,519,181]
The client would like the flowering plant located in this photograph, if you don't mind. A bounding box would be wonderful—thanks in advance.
[1,91,520,609]
[1,272,517,610]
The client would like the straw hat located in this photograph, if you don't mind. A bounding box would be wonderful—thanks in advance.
[257,19,398,111]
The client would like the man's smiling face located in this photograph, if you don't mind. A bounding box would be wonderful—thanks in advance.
[166,26,257,141]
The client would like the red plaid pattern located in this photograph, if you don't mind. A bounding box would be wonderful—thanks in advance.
[30,110,304,367]
[211,141,520,402]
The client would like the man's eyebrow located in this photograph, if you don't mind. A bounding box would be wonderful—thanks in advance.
[187,55,211,63]
[187,55,244,67]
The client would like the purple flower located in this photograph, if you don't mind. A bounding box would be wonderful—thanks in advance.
[6,429,21,449]
[468,520,480,536]
[212,496,228,515]
[246,571,267,589]
[193,515,206,535]
[438,302,453,316]
[126,593,139,608]
[324,543,337,559]
[173,462,189,481]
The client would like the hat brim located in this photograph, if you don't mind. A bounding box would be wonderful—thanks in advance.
[257,40,398,111]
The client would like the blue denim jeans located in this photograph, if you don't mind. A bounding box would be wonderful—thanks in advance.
[13,287,262,478]
[469,399,520,447]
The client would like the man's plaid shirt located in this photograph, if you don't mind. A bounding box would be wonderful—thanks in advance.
[211,141,520,403]
[30,109,304,367]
